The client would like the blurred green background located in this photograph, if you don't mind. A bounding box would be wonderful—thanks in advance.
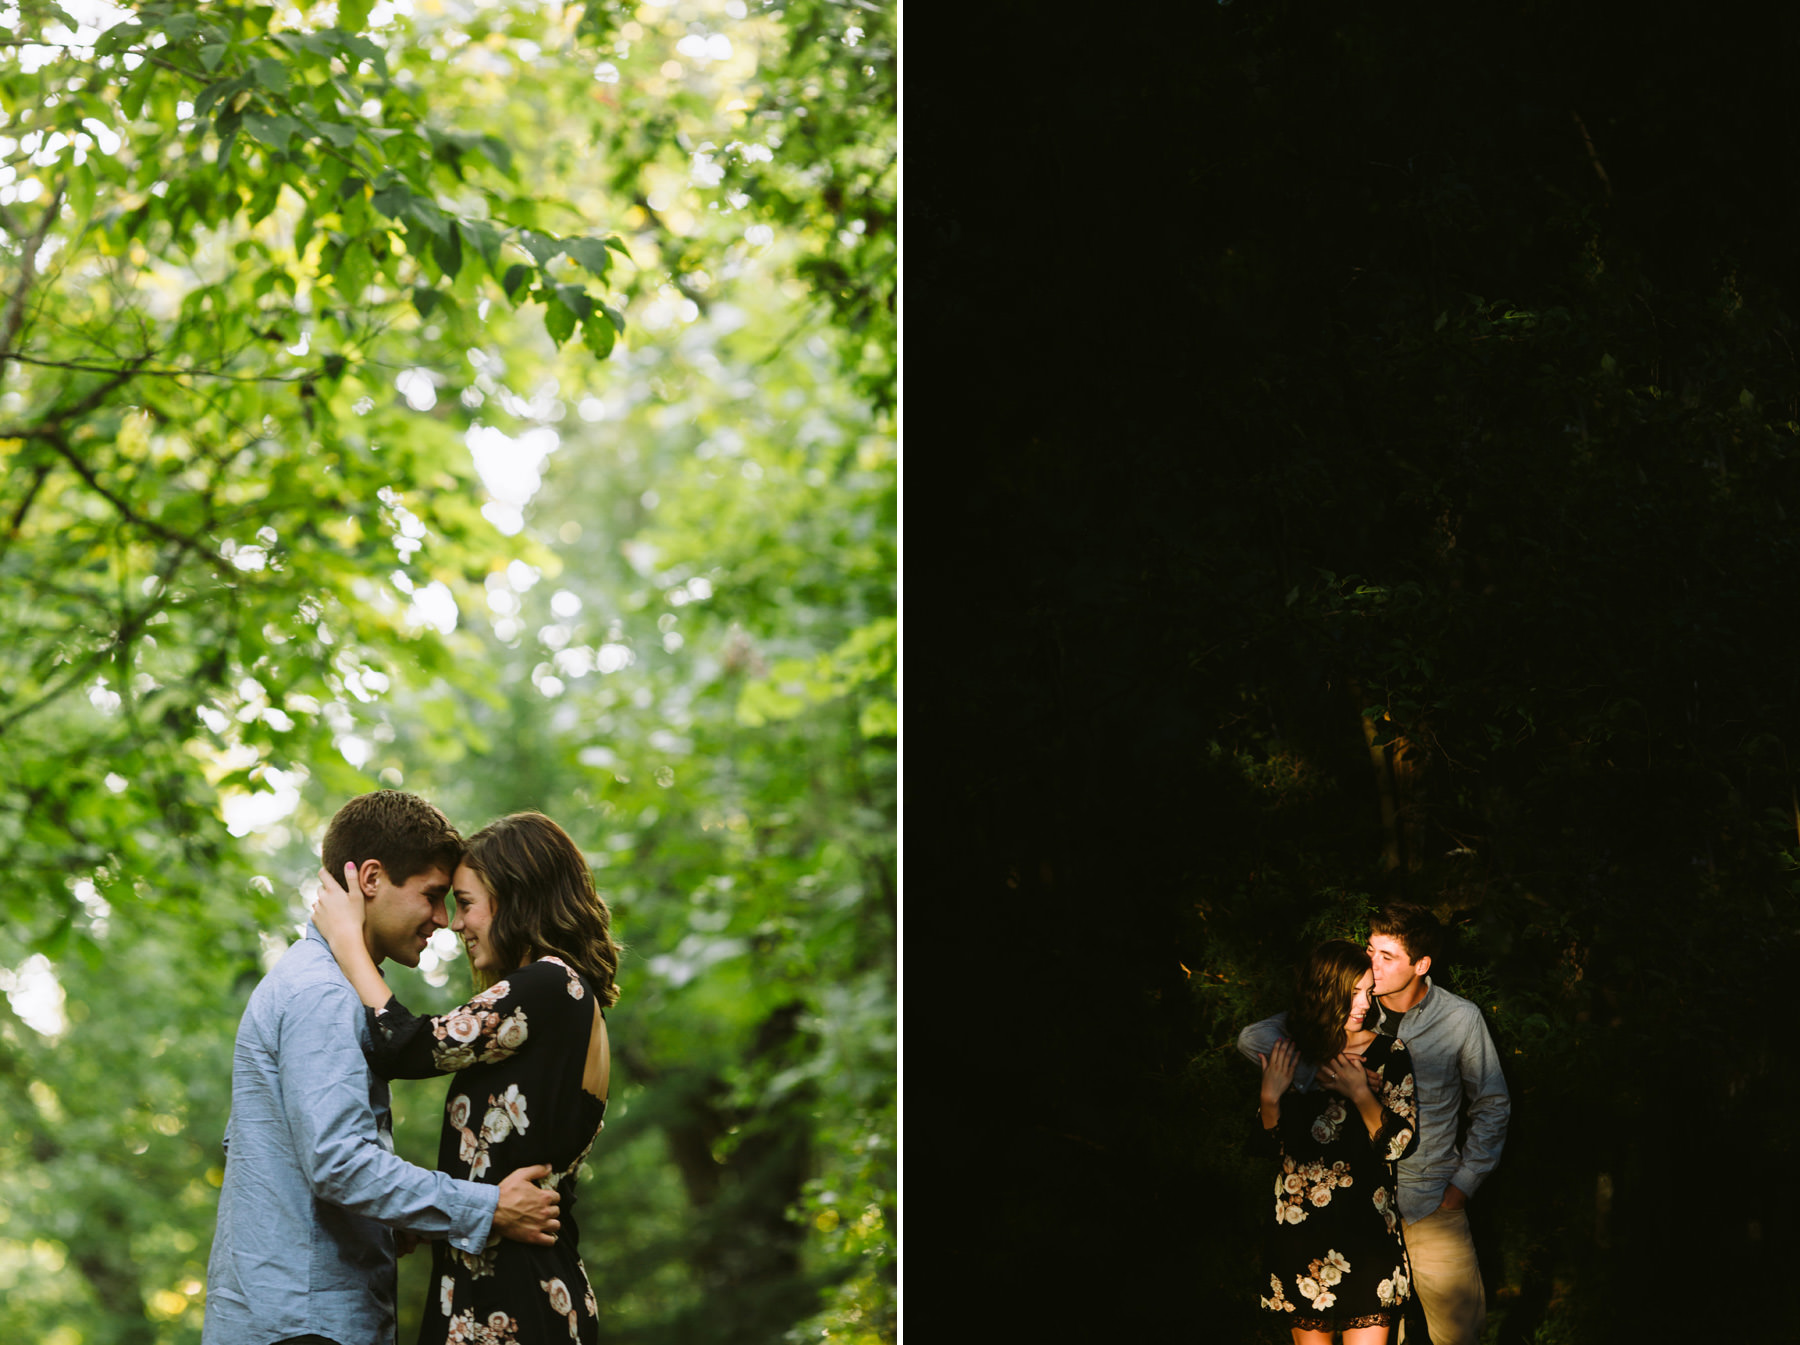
[0,1,894,1342]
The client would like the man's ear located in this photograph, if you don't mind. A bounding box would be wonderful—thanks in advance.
[356,858,386,900]
[1413,953,1432,980]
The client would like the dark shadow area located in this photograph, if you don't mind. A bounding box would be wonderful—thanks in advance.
[909,1,1800,1338]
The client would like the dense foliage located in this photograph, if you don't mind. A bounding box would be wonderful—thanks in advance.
[919,1,1800,1341]
[0,1,893,1342]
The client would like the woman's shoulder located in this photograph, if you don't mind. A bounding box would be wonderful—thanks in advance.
[1372,1033,1414,1066]
[521,954,593,1002]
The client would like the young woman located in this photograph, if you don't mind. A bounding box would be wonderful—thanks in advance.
[1251,940,1419,1344]
[316,811,620,1345]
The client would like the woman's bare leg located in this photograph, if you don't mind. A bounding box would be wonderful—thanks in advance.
[1292,1330,1335,1345]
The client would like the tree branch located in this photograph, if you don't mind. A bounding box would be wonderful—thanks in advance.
[0,354,152,443]
[0,352,312,385]
[0,459,52,566]
[0,182,67,373]
[39,425,197,550]
[0,534,199,734]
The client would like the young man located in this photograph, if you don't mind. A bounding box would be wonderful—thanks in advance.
[1365,903,1510,1345]
[203,790,562,1345]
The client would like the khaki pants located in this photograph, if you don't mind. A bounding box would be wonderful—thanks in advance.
[1399,1206,1485,1345]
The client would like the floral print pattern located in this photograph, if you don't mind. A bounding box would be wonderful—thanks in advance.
[1261,1272,1296,1313]
[1272,1155,1356,1225]
[1376,1266,1410,1306]
[445,1308,523,1344]
[542,1275,583,1339]
[427,985,531,1074]
[1308,1096,1348,1145]
[1250,1034,1419,1332]
[363,956,607,1345]
[447,1240,500,1280]
[1296,1249,1350,1310]
[448,1082,536,1182]
[540,955,587,999]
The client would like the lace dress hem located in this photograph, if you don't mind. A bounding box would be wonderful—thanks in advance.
[1290,1309,1398,1331]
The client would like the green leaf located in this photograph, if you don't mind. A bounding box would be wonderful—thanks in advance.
[120,70,154,121]
[271,31,336,58]
[564,237,613,279]
[251,58,290,93]
[553,284,594,321]
[92,19,145,56]
[199,42,229,72]
[337,0,376,33]
[858,699,897,739]
[458,218,502,271]
[516,230,562,265]
[194,77,241,120]
[477,135,515,177]
[66,162,96,230]
[406,197,452,238]
[370,183,411,219]
[501,264,535,300]
[543,295,577,347]
[413,286,442,319]
[163,13,200,42]
[580,313,616,359]
[333,30,386,75]
[242,112,302,152]
[316,122,359,149]
[432,226,464,281]
[603,236,632,259]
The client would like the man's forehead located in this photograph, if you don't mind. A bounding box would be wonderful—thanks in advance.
[406,865,453,893]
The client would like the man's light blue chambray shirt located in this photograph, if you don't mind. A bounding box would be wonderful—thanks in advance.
[1237,976,1510,1226]
[202,925,498,1345]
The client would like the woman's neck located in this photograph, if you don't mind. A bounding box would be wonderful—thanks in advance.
[1344,1027,1377,1051]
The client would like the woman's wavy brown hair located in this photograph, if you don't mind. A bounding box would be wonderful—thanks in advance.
[462,811,621,1006]
[1287,939,1371,1065]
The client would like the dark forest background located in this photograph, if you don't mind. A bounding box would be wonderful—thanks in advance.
[913,2,1800,1339]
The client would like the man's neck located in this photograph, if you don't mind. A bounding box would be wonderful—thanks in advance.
[1379,975,1430,1016]
[361,927,387,968]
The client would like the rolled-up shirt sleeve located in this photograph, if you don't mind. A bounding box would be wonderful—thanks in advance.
[1449,1008,1511,1199]
[278,979,498,1253]
[1237,1010,1320,1092]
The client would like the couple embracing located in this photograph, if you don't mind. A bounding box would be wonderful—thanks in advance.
[202,790,618,1345]
[1239,904,1511,1345]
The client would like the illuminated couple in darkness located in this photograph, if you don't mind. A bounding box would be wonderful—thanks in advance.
[1240,904,1510,1345]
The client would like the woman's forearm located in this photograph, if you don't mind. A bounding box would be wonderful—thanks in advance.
[1356,1095,1384,1137]
[329,934,392,1010]
[1260,1098,1281,1129]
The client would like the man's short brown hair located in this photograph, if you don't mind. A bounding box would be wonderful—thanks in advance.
[322,790,463,885]
[1368,902,1444,965]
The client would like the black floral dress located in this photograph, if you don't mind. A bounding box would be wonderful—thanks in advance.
[1249,1035,1419,1333]
[367,955,606,1345]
